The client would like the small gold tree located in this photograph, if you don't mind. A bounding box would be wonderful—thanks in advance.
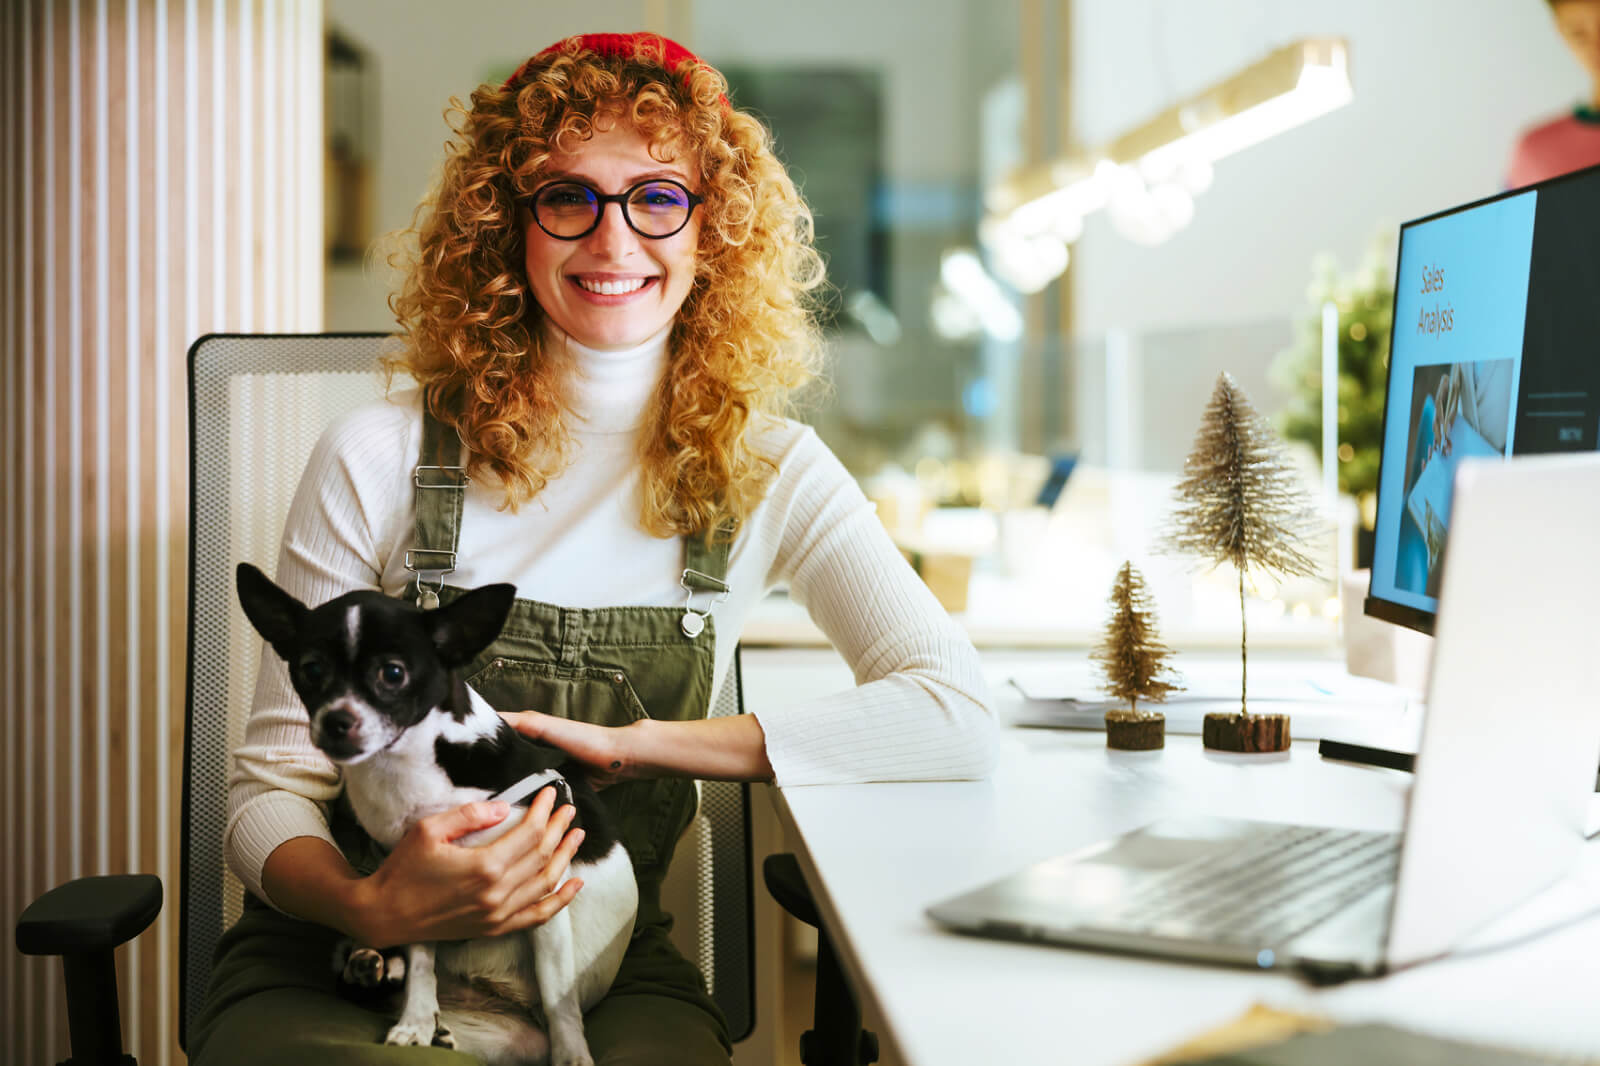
[1161,373,1320,752]
[1091,562,1183,750]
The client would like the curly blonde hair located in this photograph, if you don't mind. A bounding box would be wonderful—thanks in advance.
[387,38,827,538]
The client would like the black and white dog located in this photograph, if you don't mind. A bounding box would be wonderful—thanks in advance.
[236,563,638,1066]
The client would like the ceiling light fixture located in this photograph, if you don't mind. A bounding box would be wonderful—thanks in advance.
[983,37,1352,280]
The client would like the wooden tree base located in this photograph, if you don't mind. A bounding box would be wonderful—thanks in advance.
[1105,710,1165,751]
[1202,712,1291,753]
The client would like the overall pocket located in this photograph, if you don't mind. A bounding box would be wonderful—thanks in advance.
[465,657,694,871]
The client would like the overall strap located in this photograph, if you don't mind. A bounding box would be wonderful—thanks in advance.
[406,408,469,607]
[678,519,734,639]
[682,519,734,589]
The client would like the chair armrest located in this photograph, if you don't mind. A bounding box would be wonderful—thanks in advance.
[763,853,821,928]
[15,874,163,956]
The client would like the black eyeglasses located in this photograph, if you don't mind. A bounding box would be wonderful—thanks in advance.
[527,178,704,240]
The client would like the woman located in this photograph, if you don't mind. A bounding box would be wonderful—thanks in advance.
[194,32,995,1065]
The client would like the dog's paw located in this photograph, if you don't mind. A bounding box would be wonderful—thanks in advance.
[431,1023,456,1049]
[382,952,406,986]
[339,946,387,989]
[384,1016,438,1047]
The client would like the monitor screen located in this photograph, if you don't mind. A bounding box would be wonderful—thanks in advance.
[1366,163,1600,634]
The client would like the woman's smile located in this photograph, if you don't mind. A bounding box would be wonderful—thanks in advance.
[570,274,659,300]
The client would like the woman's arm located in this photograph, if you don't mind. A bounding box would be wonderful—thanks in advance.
[505,426,996,787]
[749,428,998,784]
[500,706,773,787]
[227,406,409,909]
[260,793,586,949]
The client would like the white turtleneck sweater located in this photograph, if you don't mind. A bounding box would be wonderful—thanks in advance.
[227,324,998,908]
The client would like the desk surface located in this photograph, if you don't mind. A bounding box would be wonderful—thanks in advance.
[747,649,1600,1066]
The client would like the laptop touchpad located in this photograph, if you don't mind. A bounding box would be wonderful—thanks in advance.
[1083,816,1264,871]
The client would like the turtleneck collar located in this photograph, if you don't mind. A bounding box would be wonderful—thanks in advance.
[546,321,672,436]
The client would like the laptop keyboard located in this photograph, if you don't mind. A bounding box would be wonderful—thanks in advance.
[1099,825,1401,946]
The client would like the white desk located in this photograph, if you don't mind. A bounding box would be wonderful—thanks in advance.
[746,649,1600,1066]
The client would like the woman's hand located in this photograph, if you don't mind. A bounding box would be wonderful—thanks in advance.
[349,786,586,948]
[501,710,636,789]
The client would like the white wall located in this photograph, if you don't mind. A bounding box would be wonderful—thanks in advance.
[1068,0,1583,338]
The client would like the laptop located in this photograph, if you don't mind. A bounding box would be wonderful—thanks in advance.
[927,453,1600,979]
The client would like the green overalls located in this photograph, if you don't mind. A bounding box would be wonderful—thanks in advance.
[191,412,734,1065]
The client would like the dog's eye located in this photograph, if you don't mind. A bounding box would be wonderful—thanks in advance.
[380,662,406,687]
[299,658,326,685]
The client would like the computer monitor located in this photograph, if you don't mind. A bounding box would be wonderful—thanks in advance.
[1365,162,1600,634]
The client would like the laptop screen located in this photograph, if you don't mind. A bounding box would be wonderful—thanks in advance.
[1365,163,1600,634]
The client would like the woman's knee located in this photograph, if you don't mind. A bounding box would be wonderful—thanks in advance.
[583,992,732,1066]
[190,986,473,1065]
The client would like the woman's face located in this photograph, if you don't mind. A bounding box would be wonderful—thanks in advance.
[523,116,701,351]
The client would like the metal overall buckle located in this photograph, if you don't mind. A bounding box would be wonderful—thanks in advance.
[679,568,730,638]
[404,548,457,609]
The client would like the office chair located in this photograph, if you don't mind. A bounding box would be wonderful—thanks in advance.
[15,332,757,1062]
[764,854,880,1066]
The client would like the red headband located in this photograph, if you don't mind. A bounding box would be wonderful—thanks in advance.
[502,31,727,108]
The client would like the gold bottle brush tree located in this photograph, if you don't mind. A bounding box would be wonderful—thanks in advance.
[1160,373,1321,753]
[1091,561,1183,751]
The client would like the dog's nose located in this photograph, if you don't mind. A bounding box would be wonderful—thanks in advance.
[321,709,358,739]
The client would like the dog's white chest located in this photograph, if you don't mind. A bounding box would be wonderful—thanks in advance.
[343,757,498,849]
[337,710,525,848]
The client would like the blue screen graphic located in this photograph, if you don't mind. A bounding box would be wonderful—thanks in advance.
[1369,191,1537,617]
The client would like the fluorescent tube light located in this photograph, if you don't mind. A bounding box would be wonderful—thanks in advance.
[1135,42,1353,181]
[988,37,1352,242]
[939,249,1024,341]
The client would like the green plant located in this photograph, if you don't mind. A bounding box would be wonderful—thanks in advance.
[1272,231,1395,525]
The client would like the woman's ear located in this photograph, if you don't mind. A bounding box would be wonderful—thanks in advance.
[424,583,518,668]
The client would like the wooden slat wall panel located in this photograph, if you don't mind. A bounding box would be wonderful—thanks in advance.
[0,3,323,1064]
[0,3,13,1058]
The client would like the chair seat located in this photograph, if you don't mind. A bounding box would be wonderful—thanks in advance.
[15,874,163,956]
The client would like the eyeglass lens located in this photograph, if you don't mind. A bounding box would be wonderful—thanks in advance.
[533,181,695,239]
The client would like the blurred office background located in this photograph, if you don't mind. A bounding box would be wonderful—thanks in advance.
[0,2,1584,1064]
[320,0,1578,644]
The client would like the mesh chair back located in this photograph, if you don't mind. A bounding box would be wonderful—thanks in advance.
[183,333,754,1046]
[694,656,755,1037]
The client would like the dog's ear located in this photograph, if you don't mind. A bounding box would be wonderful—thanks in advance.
[236,563,310,657]
[424,583,517,668]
